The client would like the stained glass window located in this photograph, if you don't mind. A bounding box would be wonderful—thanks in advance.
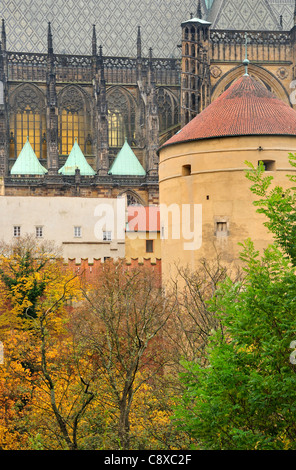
[107,88,136,148]
[108,110,125,148]
[9,85,46,159]
[58,85,91,156]
[60,109,86,155]
[157,88,179,134]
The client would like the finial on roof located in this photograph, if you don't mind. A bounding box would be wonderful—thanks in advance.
[92,24,97,56]
[1,19,6,51]
[48,22,53,55]
[243,32,250,76]
[197,0,202,19]
[137,25,141,59]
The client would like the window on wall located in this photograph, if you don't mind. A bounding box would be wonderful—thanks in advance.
[215,221,228,237]
[9,85,46,159]
[259,160,276,171]
[146,240,154,253]
[126,192,142,206]
[16,108,42,155]
[74,226,82,238]
[182,164,191,176]
[108,110,125,148]
[157,88,179,134]
[61,110,85,155]
[103,231,112,241]
[107,88,136,148]
[35,226,43,238]
[13,226,21,237]
[59,86,91,156]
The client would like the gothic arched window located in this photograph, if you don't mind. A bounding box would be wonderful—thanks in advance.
[107,88,136,148]
[58,86,91,156]
[108,110,125,148]
[157,88,179,134]
[9,84,46,159]
[121,191,143,206]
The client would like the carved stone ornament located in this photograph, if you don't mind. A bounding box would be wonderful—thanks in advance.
[277,67,288,80]
[210,65,222,79]
[60,86,85,113]
[11,84,45,112]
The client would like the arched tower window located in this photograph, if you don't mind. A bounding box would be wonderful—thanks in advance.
[58,86,91,156]
[9,84,46,159]
[107,88,136,149]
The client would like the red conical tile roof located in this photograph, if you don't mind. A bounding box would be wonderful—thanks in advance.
[161,75,296,149]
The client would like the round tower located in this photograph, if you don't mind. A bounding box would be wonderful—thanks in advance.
[159,74,296,281]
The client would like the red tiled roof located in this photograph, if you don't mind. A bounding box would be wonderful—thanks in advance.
[161,75,296,149]
[127,206,160,232]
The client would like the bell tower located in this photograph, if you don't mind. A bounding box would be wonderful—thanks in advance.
[181,1,211,126]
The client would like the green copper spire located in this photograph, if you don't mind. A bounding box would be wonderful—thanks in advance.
[108,139,146,176]
[58,139,96,176]
[10,137,47,175]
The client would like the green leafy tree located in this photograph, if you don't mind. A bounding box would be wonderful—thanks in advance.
[245,155,296,265]
[174,157,296,450]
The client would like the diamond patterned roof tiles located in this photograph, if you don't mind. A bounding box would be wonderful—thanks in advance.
[1,1,293,57]
[161,75,296,149]
[207,0,294,31]
[0,0,206,57]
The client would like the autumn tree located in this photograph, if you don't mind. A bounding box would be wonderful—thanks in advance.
[74,260,175,450]
[164,258,231,370]
[0,236,95,450]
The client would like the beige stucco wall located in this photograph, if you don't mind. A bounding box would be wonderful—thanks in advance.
[159,134,296,283]
[0,196,125,262]
[125,231,161,262]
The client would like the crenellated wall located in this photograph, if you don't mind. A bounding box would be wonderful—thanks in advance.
[66,257,162,284]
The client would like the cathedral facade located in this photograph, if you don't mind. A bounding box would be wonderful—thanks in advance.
[0,0,295,207]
